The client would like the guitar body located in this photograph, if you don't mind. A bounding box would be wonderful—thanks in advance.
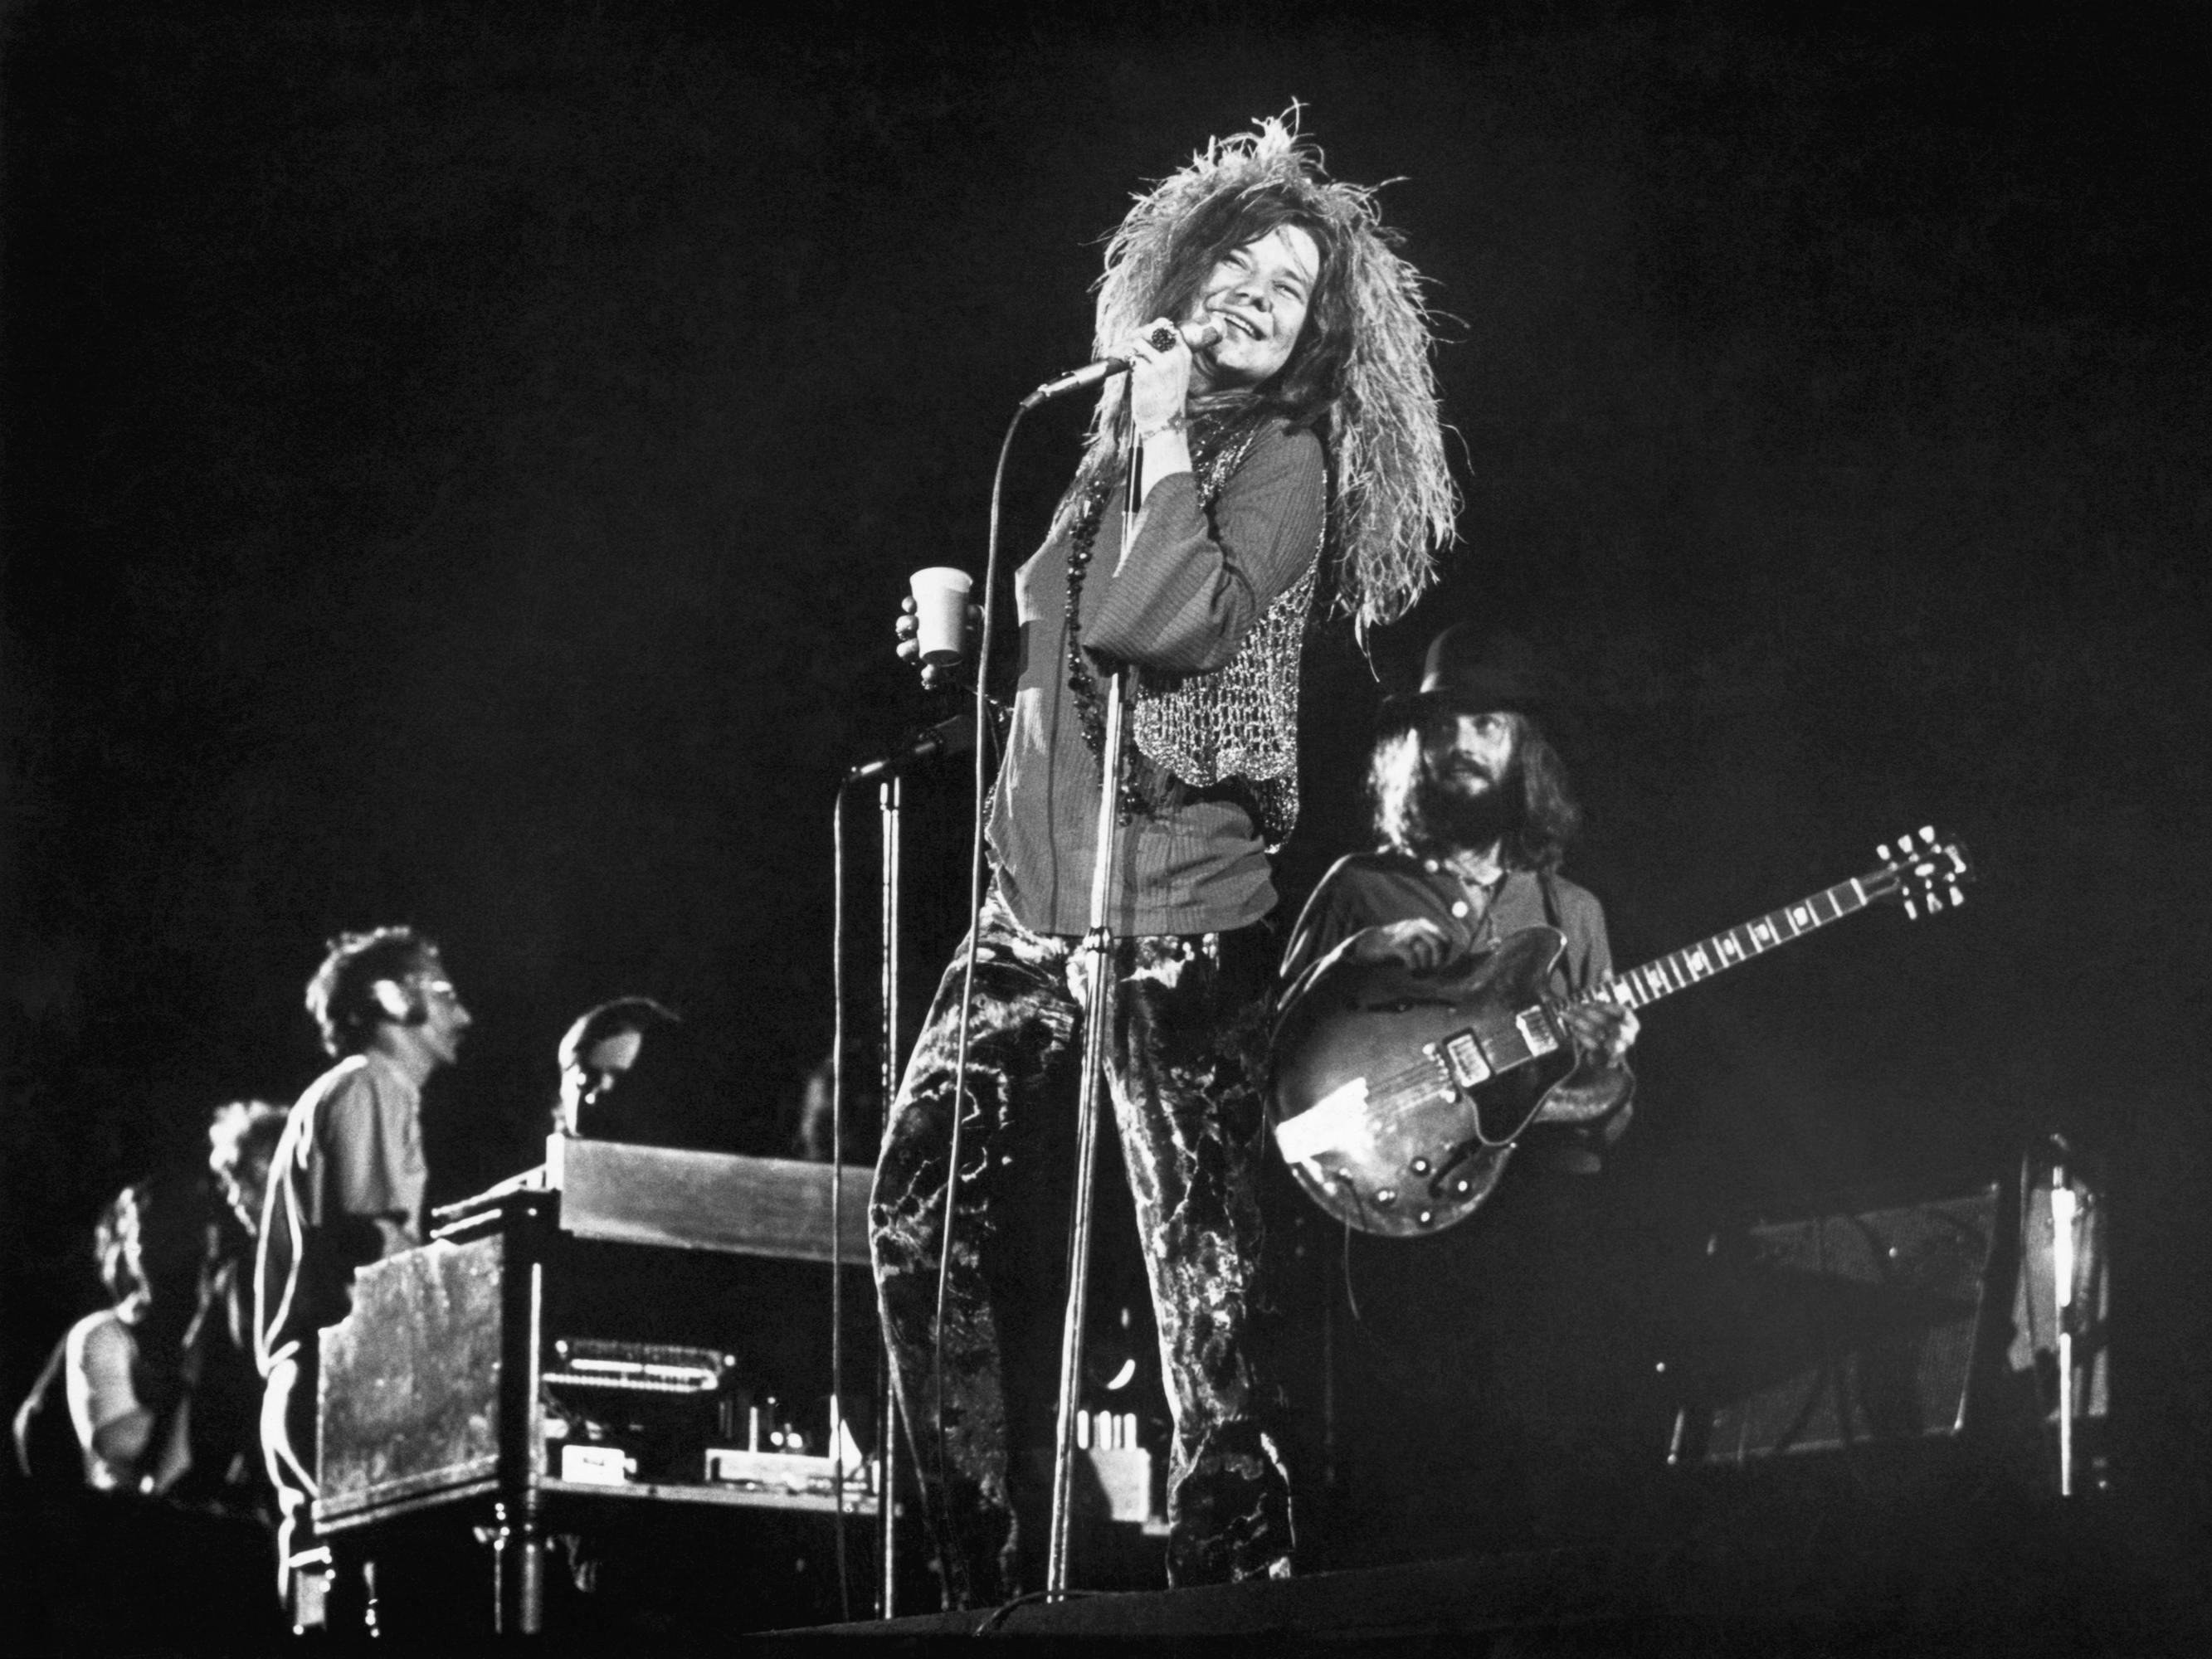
[1266,828,1972,1239]
[1270,927,1632,1238]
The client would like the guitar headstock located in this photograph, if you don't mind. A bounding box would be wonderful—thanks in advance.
[1874,825,1974,920]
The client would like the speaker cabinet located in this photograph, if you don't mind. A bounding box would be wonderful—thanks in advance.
[1673,1183,2005,1464]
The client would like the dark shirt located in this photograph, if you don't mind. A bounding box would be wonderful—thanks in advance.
[989,417,1327,937]
[1277,851,1632,1168]
[1279,851,1616,1007]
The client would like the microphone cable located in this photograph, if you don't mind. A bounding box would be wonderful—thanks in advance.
[926,397,1033,1533]
[830,386,1024,1613]
[827,784,854,1620]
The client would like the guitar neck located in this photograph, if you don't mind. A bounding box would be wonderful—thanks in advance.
[1603,865,1898,1014]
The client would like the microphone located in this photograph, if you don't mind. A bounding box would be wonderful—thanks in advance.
[846,713,976,786]
[1020,319,1225,409]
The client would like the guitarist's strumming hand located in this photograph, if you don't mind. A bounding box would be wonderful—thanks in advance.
[1346,918,1458,974]
[1337,923,1639,1063]
[1558,1000,1639,1068]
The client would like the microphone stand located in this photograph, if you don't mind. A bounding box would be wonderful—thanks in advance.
[831,771,915,1620]
[2049,1150,2078,1498]
[876,778,904,1612]
[1045,432,1144,1598]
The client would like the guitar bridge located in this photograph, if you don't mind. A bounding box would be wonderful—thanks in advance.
[1430,1029,1492,1090]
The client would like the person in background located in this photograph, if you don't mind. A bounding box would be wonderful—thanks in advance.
[553,995,683,1144]
[10,1166,284,1651]
[255,926,471,1598]
[190,1100,290,1515]
[787,1049,882,1165]
[211,1099,290,1246]
[1277,626,1639,1182]
[61,1172,210,1497]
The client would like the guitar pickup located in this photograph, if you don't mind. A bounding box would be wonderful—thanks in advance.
[1431,1029,1492,1090]
[1514,1008,1562,1058]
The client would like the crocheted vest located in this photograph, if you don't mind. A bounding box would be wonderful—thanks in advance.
[1069,417,1320,850]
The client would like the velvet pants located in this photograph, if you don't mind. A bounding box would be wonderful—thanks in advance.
[870,884,1294,1607]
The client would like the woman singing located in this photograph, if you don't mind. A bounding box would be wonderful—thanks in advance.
[871,113,1455,1604]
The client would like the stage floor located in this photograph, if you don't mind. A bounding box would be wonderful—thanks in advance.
[774,1491,2205,1655]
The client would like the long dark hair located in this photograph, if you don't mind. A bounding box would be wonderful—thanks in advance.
[93,1170,214,1314]
[1370,710,1583,873]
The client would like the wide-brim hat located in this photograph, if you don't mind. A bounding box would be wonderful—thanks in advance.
[1378,625,1576,737]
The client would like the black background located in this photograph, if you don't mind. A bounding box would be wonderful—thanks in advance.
[4,0,2207,1620]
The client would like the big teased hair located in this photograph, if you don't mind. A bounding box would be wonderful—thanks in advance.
[1075,110,1456,634]
[1369,710,1582,873]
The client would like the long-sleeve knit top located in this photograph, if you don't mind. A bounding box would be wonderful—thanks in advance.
[989,416,1326,937]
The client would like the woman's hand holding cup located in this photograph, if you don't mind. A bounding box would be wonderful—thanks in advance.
[899,567,981,689]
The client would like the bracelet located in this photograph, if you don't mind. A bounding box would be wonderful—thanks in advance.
[1135,414,1187,444]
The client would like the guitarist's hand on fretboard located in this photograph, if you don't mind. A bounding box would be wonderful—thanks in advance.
[1559,998,1639,1067]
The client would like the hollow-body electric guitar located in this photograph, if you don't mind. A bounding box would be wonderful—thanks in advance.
[1270,828,1973,1238]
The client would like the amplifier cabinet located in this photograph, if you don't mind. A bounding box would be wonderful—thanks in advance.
[1678,1183,2005,1464]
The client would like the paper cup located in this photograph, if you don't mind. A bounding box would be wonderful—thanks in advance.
[909,567,972,665]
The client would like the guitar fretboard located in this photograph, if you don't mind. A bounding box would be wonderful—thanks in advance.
[1600,868,1895,1014]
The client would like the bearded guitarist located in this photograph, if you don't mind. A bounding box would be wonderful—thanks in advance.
[1277,625,1639,1184]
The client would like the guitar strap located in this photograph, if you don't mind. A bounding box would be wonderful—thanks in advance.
[1537,869,1562,932]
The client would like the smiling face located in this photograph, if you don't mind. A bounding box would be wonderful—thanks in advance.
[1186,223,1321,392]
